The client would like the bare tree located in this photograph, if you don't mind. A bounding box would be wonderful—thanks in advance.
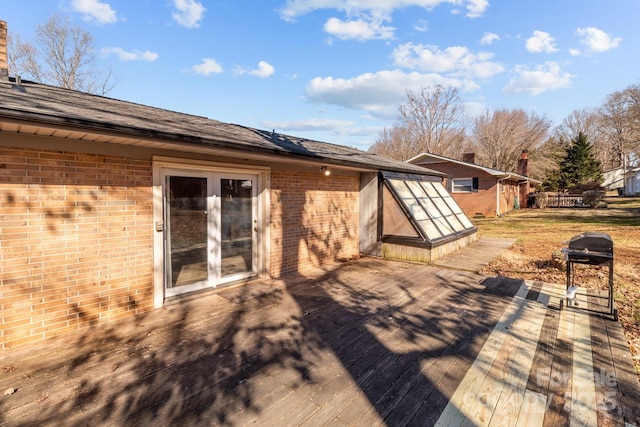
[598,84,640,173]
[553,108,617,169]
[555,108,600,143]
[369,85,470,160]
[472,108,551,174]
[531,135,567,189]
[7,32,42,82]
[369,125,415,161]
[8,14,114,94]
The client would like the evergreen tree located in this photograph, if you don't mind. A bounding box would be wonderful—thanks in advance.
[558,132,602,190]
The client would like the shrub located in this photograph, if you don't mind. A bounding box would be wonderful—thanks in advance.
[582,190,605,208]
[534,192,549,209]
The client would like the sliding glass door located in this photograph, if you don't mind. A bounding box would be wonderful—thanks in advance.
[162,169,258,297]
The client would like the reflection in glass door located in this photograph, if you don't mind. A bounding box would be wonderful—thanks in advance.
[166,175,209,292]
[220,178,254,277]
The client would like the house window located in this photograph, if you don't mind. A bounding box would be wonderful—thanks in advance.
[453,177,478,193]
[380,172,476,248]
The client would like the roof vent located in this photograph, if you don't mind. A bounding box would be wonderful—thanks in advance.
[11,76,26,93]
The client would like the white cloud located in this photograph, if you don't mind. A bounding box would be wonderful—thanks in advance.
[192,58,223,75]
[414,19,428,32]
[172,0,206,29]
[465,0,489,18]
[324,17,395,41]
[576,27,621,53]
[71,0,117,24]
[279,0,489,22]
[480,32,499,45]
[306,69,476,118]
[503,62,574,95]
[101,47,158,62]
[392,43,504,78]
[235,61,276,78]
[249,61,276,78]
[463,101,486,118]
[525,31,558,53]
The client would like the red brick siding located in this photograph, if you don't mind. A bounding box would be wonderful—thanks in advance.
[0,147,153,349]
[416,162,520,217]
[269,170,360,277]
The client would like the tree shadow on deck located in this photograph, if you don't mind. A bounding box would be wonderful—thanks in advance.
[2,284,318,426]
[1,262,523,426]
[283,263,522,425]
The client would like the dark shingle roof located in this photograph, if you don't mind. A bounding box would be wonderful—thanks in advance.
[0,79,443,176]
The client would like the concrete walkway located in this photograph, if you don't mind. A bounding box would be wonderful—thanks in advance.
[432,236,516,272]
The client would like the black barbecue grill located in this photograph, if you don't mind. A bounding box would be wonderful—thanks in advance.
[561,232,617,319]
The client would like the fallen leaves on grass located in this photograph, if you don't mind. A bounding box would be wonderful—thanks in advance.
[476,198,640,376]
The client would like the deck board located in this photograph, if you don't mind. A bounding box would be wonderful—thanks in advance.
[587,291,627,427]
[490,282,556,426]
[543,292,574,427]
[0,257,639,426]
[435,281,531,426]
[595,294,640,425]
[570,289,598,427]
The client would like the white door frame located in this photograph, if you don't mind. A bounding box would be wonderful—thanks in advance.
[152,157,270,308]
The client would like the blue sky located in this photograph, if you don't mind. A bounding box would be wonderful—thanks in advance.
[3,0,638,151]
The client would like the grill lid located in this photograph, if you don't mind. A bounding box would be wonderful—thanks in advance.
[567,232,613,253]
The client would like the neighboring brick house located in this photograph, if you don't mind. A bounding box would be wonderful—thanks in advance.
[408,152,540,218]
[0,21,476,348]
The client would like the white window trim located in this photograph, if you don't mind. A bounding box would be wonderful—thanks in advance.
[452,177,474,193]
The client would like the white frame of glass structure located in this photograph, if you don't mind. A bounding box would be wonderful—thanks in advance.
[379,172,476,248]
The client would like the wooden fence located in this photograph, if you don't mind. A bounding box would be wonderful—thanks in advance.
[545,194,584,208]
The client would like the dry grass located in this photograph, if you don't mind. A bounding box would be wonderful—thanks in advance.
[475,197,640,374]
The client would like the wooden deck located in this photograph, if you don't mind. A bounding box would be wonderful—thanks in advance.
[1,257,638,426]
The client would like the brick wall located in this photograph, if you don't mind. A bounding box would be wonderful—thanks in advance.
[415,162,522,217]
[269,170,360,277]
[419,162,499,217]
[0,146,153,349]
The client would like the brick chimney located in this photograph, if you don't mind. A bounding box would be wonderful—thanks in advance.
[0,20,8,80]
[462,152,475,164]
[517,150,529,176]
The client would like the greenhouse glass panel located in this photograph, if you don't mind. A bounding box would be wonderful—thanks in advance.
[382,172,476,247]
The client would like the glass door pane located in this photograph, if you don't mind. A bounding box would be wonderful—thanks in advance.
[167,175,209,289]
[220,178,254,277]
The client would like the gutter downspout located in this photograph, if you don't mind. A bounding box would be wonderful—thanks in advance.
[495,174,513,217]
[496,179,500,216]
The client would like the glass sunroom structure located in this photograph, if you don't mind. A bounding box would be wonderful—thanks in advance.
[379,172,476,256]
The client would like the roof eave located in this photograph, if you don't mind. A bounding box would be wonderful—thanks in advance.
[0,109,439,176]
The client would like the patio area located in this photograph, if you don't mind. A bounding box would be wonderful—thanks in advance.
[1,257,639,426]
